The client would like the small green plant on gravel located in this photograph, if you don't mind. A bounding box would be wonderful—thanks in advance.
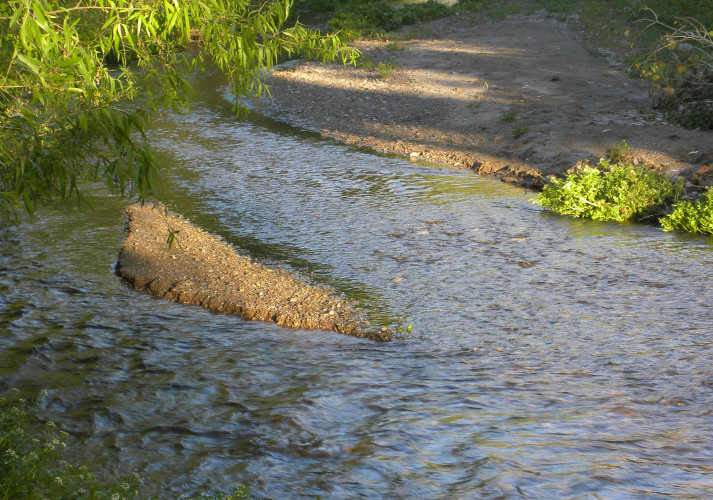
[385,41,406,52]
[636,105,657,118]
[512,123,530,138]
[356,55,376,70]
[589,47,611,58]
[376,61,396,78]
[393,324,414,339]
[467,82,489,109]
[534,156,682,222]
[501,108,518,122]
[660,188,713,235]
[605,139,632,163]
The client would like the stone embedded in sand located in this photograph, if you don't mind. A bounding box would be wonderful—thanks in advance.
[116,203,390,341]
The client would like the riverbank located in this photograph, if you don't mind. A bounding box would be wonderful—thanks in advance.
[116,203,390,341]
[261,13,713,189]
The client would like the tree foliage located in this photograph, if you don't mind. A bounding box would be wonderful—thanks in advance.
[635,8,713,130]
[0,0,358,221]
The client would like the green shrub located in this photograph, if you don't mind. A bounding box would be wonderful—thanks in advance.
[328,2,397,39]
[501,109,517,122]
[385,41,406,52]
[328,0,450,39]
[292,0,346,12]
[634,9,713,130]
[451,0,491,14]
[534,158,682,222]
[605,139,632,164]
[376,61,396,78]
[399,0,450,25]
[660,188,713,235]
[639,0,713,28]
[512,123,530,138]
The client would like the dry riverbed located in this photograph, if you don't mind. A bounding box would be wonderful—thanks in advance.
[261,13,712,189]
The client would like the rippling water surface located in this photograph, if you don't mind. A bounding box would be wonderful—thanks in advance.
[2,79,713,498]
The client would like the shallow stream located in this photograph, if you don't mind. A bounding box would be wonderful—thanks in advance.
[2,78,713,498]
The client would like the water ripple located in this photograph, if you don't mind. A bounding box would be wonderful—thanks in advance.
[2,84,713,498]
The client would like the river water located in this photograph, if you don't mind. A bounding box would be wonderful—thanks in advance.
[2,78,713,499]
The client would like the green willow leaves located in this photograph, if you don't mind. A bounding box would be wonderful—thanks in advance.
[0,0,358,220]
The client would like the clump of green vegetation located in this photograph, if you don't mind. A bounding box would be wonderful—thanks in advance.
[660,188,713,235]
[1,390,249,499]
[535,141,713,235]
[452,0,521,20]
[534,151,682,222]
[605,139,631,163]
[385,41,406,52]
[633,10,713,130]
[466,82,489,109]
[356,55,376,69]
[356,55,395,77]
[376,61,396,78]
[501,108,517,122]
[512,123,530,138]
[632,9,713,130]
[292,0,345,12]
[327,0,450,40]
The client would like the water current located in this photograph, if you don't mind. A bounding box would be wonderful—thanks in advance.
[2,78,713,498]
